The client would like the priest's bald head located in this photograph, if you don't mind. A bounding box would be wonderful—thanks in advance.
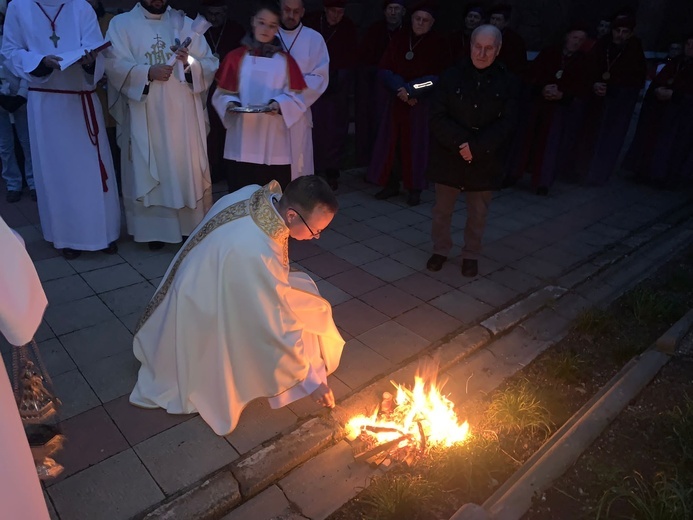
[140,0,168,15]
[470,24,502,69]
[277,176,339,241]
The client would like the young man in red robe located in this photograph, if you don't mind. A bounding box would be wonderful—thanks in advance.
[304,0,358,190]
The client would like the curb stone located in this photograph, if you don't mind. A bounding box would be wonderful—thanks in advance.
[138,212,693,520]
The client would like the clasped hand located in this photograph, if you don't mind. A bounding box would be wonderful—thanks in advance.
[459,142,473,162]
[396,86,416,105]
[149,64,173,82]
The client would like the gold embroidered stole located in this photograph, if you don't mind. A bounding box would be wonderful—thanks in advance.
[135,183,289,334]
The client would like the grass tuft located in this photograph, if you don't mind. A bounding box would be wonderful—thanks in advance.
[360,473,434,520]
[572,308,613,336]
[625,287,679,325]
[544,350,585,384]
[596,471,692,520]
[667,393,693,465]
[486,380,553,439]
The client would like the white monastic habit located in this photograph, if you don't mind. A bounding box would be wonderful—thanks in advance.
[1,0,120,251]
[211,44,307,169]
[0,217,50,520]
[105,4,218,244]
[278,23,329,179]
[130,182,344,436]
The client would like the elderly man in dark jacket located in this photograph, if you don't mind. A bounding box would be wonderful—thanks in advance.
[426,24,518,277]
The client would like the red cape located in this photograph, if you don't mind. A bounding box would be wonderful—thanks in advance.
[215,46,308,94]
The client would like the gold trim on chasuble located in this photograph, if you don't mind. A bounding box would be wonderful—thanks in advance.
[134,182,289,334]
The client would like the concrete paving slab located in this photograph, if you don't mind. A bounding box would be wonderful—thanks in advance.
[81,263,146,293]
[313,230,354,250]
[297,252,355,278]
[487,267,542,294]
[331,299,389,336]
[59,318,133,367]
[389,226,431,246]
[287,375,351,418]
[48,449,164,520]
[430,290,494,324]
[332,339,393,390]
[99,281,155,318]
[66,252,125,273]
[514,255,564,280]
[359,284,423,318]
[360,256,417,282]
[127,253,177,280]
[336,221,382,241]
[332,242,383,265]
[360,233,412,255]
[38,337,77,377]
[389,246,431,271]
[43,274,95,305]
[463,278,520,307]
[135,416,240,495]
[392,271,453,302]
[225,399,298,454]
[52,369,101,420]
[315,279,352,307]
[279,441,379,520]
[356,321,429,364]
[34,256,76,282]
[81,350,140,402]
[481,286,566,336]
[44,295,114,335]
[220,485,291,520]
[394,303,463,341]
[326,268,386,297]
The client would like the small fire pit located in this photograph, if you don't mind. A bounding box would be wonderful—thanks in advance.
[346,373,470,467]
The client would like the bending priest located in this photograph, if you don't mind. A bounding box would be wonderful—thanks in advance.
[129,176,344,435]
[0,216,51,520]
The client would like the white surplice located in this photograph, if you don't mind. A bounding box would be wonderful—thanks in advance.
[211,50,306,167]
[1,0,121,251]
[278,24,329,179]
[0,217,50,520]
[130,182,344,436]
[105,4,218,243]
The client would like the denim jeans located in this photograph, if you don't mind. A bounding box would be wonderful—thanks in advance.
[0,105,34,192]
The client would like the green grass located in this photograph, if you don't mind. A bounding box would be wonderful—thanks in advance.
[596,472,692,520]
[544,350,585,384]
[572,308,614,336]
[360,473,434,520]
[486,380,553,439]
[667,394,693,465]
[625,287,680,325]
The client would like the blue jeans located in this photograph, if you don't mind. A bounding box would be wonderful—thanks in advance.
[0,106,34,192]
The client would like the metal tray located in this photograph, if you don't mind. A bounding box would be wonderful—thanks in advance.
[229,104,273,113]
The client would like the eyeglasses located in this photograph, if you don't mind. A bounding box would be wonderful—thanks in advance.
[289,207,322,237]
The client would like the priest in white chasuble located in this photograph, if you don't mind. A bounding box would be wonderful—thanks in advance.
[278,0,330,180]
[0,216,50,520]
[1,0,121,259]
[129,176,345,436]
[105,0,218,250]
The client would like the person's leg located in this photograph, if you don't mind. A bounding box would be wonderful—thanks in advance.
[462,190,493,260]
[12,107,34,193]
[430,183,460,257]
[0,110,22,200]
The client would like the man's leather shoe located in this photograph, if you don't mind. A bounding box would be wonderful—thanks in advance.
[426,254,447,272]
[375,186,399,200]
[62,248,81,260]
[102,242,118,255]
[6,191,21,203]
[148,241,165,251]
[461,258,478,277]
[29,189,37,201]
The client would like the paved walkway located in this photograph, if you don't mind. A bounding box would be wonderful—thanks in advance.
[0,170,689,520]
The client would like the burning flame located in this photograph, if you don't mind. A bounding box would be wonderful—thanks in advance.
[346,375,470,450]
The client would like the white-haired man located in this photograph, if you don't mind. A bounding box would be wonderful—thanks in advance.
[426,24,519,278]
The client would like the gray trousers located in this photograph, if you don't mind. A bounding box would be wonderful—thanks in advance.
[431,184,493,260]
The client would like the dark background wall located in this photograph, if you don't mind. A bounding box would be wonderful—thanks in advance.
[104,0,692,51]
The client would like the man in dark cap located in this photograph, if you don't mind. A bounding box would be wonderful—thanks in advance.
[202,0,244,184]
[426,24,519,278]
[576,11,646,185]
[447,3,485,62]
[355,0,406,166]
[489,3,527,77]
[623,33,693,187]
[304,0,358,190]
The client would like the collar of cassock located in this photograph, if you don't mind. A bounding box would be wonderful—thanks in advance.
[241,33,283,57]
[249,182,290,250]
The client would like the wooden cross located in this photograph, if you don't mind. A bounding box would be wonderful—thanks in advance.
[49,31,60,48]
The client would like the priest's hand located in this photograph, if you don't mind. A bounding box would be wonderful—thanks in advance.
[654,87,673,101]
[396,87,409,103]
[78,49,98,66]
[267,100,280,115]
[459,142,473,162]
[407,98,418,106]
[41,55,63,70]
[149,64,174,82]
[311,383,335,408]
[171,45,189,64]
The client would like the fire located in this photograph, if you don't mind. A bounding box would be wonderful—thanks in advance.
[346,375,470,451]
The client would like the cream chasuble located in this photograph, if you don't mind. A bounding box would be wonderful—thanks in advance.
[130,182,344,435]
[105,4,218,243]
[1,0,121,251]
[0,217,50,520]
[278,24,329,179]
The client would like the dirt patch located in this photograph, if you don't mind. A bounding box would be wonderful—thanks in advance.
[327,246,693,520]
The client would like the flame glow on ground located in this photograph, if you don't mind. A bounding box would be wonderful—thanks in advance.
[345,375,470,450]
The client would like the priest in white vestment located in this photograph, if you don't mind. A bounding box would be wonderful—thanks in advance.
[1,0,121,258]
[105,0,218,248]
[0,216,50,520]
[278,0,330,180]
[130,176,345,436]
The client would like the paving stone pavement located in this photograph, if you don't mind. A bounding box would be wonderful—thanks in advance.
[0,169,690,520]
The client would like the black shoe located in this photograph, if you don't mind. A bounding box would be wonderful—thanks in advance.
[426,254,447,272]
[102,242,118,255]
[461,258,478,278]
[29,189,37,201]
[536,186,549,196]
[62,248,81,260]
[407,191,421,206]
[6,191,21,203]
[148,241,166,251]
[375,186,399,200]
